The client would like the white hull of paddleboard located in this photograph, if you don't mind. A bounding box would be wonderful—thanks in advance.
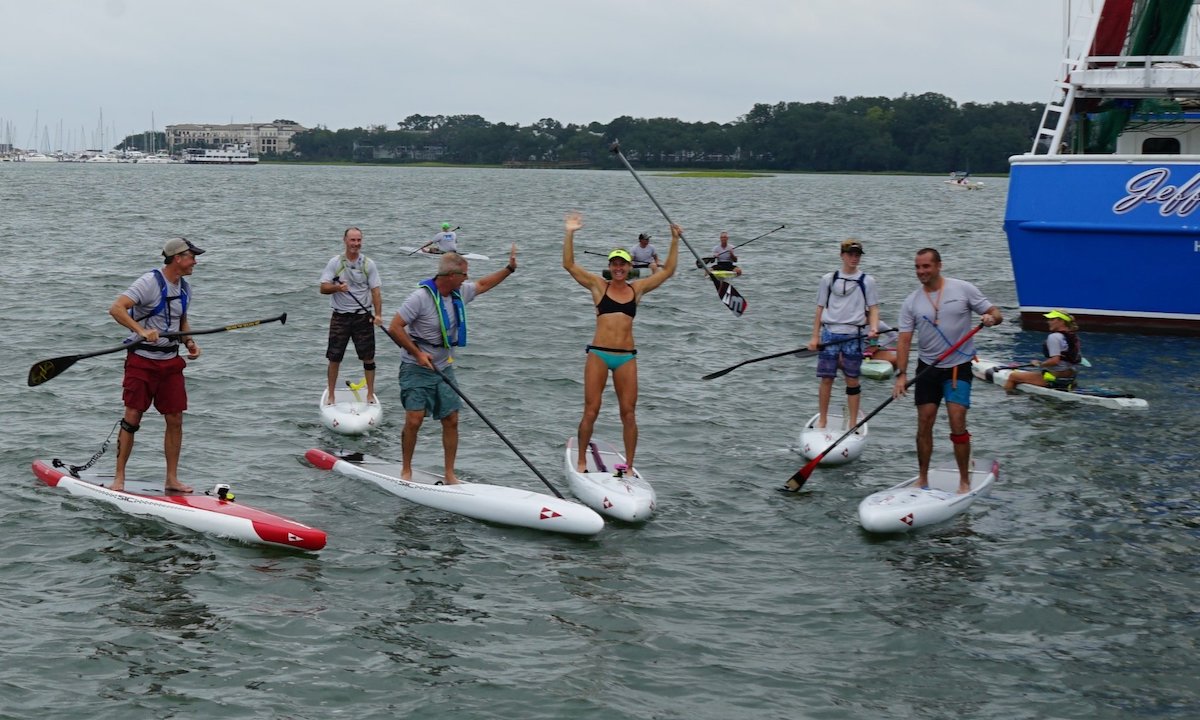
[305,449,603,536]
[858,459,998,533]
[398,246,490,261]
[319,387,383,435]
[860,358,894,381]
[31,460,326,550]
[971,357,1148,409]
[799,410,867,466]
[564,437,656,522]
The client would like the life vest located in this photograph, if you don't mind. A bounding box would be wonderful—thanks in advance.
[821,270,869,328]
[1043,331,1081,364]
[418,278,466,347]
[133,268,189,328]
[334,254,373,285]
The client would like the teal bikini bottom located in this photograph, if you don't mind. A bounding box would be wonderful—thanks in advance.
[586,345,637,371]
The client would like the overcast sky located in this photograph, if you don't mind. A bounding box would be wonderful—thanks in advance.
[3,0,1065,150]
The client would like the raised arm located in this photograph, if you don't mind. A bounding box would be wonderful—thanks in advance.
[562,211,603,291]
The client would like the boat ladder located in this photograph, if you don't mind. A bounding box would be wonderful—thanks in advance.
[1032,2,1102,155]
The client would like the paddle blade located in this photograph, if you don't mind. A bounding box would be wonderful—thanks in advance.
[782,458,820,492]
[27,355,79,387]
[701,367,736,381]
[711,276,747,316]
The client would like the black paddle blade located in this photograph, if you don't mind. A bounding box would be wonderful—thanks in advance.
[711,276,747,316]
[28,356,78,387]
[781,461,819,492]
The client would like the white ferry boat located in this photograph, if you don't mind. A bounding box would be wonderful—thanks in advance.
[182,143,259,165]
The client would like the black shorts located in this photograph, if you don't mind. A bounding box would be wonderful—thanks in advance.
[326,312,376,362]
[913,360,974,407]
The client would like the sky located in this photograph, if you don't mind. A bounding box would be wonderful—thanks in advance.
[2,0,1066,151]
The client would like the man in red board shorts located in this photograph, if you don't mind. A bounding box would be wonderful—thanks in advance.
[107,237,205,492]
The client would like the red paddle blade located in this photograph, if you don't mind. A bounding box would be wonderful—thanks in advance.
[782,458,821,492]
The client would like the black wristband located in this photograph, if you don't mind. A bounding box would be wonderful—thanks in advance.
[505,263,516,273]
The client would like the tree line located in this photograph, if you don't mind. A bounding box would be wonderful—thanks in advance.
[288,93,1046,172]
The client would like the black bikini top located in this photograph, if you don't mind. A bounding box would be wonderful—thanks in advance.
[596,282,637,318]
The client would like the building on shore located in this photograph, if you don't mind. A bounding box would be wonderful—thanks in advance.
[164,121,306,156]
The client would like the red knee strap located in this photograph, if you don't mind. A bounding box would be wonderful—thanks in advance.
[950,431,971,445]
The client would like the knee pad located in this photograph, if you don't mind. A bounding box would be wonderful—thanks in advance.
[363,362,377,371]
[950,431,971,445]
[120,419,140,434]
[845,385,861,396]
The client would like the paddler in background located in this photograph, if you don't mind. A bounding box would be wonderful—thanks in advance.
[628,232,660,273]
[429,222,458,253]
[806,239,880,428]
[1003,309,1082,392]
[706,231,742,276]
[107,237,205,493]
[387,247,518,484]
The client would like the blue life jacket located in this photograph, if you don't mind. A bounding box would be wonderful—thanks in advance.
[418,278,466,347]
[133,268,189,328]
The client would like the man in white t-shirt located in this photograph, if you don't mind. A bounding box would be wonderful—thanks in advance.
[806,239,880,428]
[628,233,660,273]
[429,222,457,253]
[892,248,1002,493]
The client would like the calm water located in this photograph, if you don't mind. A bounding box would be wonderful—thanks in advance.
[1,163,1197,719]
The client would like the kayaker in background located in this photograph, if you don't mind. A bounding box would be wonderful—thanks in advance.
[864,324,900,369]
[892,248,1002,493]
[563,211,679,476]
[387,247,518,484]
[806,239,880,429]
[629,232,660,273]
[319,227,383,405]
[707,232,742,275]
[1003,310,1082,392]
[430,222,458,253]
[107,237,205,493]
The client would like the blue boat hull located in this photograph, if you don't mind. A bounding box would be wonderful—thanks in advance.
[1005,158,1200,336]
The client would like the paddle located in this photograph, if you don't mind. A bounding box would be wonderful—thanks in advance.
[27,313,287,387]
[782,322,985,492]
[407,226,461,256]
[698,224,786,266]
[610,141,747,316]
[342,291,567,499]
[702,346,821,381]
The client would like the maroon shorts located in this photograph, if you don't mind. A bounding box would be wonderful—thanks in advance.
[122,352,188,414]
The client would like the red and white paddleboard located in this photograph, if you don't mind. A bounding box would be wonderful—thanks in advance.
[32,460,326,551]
[305,448,604,536]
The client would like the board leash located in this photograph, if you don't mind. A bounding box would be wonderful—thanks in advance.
[52,419,121,478]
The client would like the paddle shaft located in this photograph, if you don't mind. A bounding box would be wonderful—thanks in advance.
[408,226,461,256]
[27,313,287,387]
[345,292,566,498]
[785,323,985,490]
[610,141,747,316]
[702,346,820,381]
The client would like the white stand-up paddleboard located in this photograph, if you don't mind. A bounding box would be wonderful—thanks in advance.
[319,378,382,435]
[399,246,490,261]
[798,408,867,466]
[858,458,999,533]
[859,358,894,380]
[305,449,603,536]
[563,437,656,522]
[32,459,327,551]
[971,357,1148,409]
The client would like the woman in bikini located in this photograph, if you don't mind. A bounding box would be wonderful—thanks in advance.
[562,211,679,474]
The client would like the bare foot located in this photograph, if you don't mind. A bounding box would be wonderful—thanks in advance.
[324,392,337,406]
[400,467,412,481]
[576,464,588,474]
[165,481,194,493]
[368,394,378,404]
[957,484,972,494]
[443,473,460,485]
[110,479,125,492]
